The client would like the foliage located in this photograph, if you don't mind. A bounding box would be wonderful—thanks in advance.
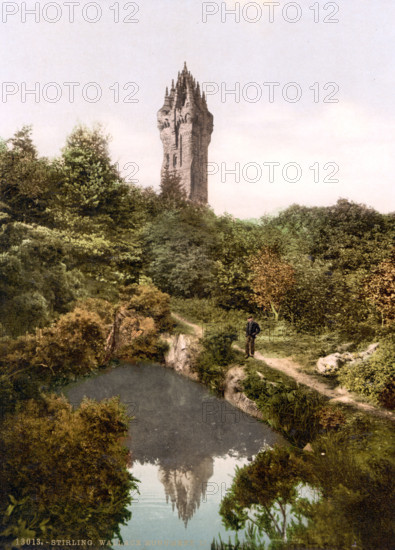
[0,394,137,548]
[159,168,187,208]
[219,378,395,549]
[121,283,173,332]
[248,248,295,322]
[212,216,271,309]
[0,306,108,388]
[171,297,232,323]
[269,199,393,272]
[212,524,266,549]
[219,446,313,547]
[362,251,395,325]
[337,336,395,408]
[243,372,326,447]
[32,307,108,380]
[112,313,168,362]
[281,258,370,335]
[0,359,42,420]
[144,208,217,298]
[0,126,59,223]
[56,223,143,288]
[72,297,115,325]
[194,325,238,394]
[316,405,346,431]
[59,124,124,216]
[0,222,84,336]
[293,418,395,550]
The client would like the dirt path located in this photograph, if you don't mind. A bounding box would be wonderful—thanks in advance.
[172,313,395,422]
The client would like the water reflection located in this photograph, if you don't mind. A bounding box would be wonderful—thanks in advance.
[158,458,213,525]
[65,363,283,534]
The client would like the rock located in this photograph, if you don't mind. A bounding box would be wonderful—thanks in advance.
[303,443,314,453]
[316,343,380,375]
[164,333,200,381]
[360,342,379,360]
[223,367,263,420]
[316,353,348,375]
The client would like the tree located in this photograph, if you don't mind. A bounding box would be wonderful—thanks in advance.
[295,428,395,550]
[159,168,187,208]
[0,223,83,336]
[8,126,37,157]
[248,248,295,322]
[212,216,272,309]
[0,126,58,222]
[363,251,395,325]
[60,124,124,216]
[144,210,217,298]
[337,335,395,408]
[268,199,393,272]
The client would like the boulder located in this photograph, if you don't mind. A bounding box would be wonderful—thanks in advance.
[316,343,380,375]
[164,333,200,381]
[316,352,351,375]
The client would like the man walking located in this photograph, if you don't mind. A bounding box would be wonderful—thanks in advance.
[245,315,260,358]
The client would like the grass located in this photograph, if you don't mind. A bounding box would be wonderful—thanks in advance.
[171,317,196,335]
[244,356,297,387]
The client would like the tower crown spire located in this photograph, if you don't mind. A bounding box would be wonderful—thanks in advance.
[157,64,214,204]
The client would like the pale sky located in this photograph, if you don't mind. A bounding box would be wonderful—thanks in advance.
[1,0,395,218]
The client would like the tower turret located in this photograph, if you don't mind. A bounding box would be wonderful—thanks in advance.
[157,63,214,203]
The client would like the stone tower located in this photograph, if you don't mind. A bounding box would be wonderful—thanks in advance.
[157,63,214,203]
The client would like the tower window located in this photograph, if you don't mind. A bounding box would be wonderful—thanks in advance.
[180,136,183,167]
[165,154,169,168]
[173,154,177,168]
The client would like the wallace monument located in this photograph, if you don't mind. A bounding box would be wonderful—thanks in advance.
[157,63,214,203]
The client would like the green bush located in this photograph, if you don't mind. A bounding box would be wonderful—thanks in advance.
[171,296,226,324]
[0,394,137,548]
[201,325,238,366]
[0,305,109,413]
[194,325,238,395]
[211,525,266,549]
[0,223,84,336]
[243,372,326,446]
[337,336,395,408]
[33,307,107,380]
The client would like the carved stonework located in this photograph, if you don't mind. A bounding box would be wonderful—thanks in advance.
[157,63,214,203]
